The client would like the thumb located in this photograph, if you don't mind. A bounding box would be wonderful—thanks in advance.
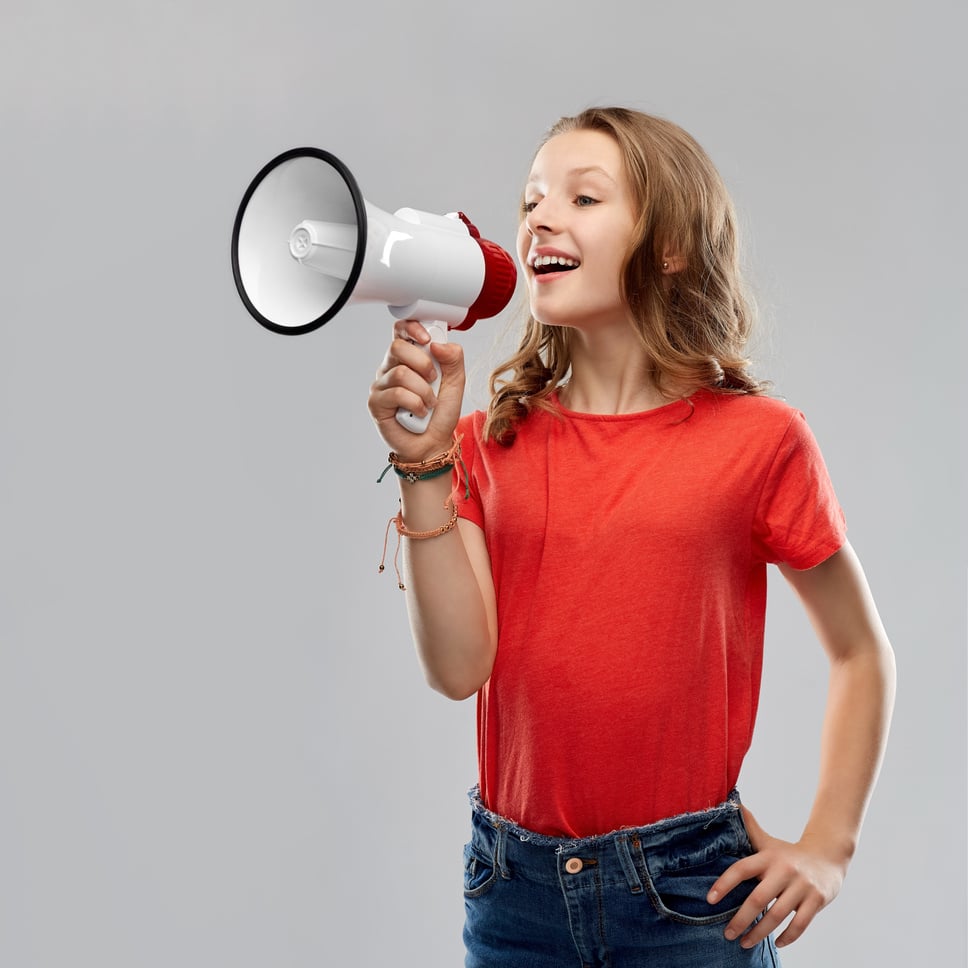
[431,338,463,369]
[740,805,771,851]
[431,340,465,393]
[427,339,466,430]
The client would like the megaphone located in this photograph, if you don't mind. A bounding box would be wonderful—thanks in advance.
[231,147,517,433]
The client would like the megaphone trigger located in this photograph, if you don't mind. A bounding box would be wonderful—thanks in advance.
[396,322,448,435]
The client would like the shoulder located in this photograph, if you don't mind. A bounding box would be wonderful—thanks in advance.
[456,410,489,467]
[457,406,553,450]
[457,410,487,450]
[692,390,808,440]
[695,389,798,421]
[457,410,487,435]
[682,391,836,480]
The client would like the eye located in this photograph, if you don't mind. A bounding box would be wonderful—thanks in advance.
[575,195,598,207]
[522,200,538,214]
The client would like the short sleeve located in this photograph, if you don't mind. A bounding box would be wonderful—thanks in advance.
[751,411,847,568]
[454,412,485,530]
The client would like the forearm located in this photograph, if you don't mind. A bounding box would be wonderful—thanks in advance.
[712,562,895,948]
[801,639,896,864]
[397,476,496,700]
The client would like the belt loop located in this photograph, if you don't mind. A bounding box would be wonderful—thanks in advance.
[492,822,511,880]
[614,834,643,894]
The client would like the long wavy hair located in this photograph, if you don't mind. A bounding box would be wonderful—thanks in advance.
[484,107,768,445]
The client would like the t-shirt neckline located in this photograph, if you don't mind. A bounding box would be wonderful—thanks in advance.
[549,389,699,422]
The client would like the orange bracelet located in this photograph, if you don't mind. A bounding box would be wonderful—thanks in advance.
[387,433,463,474]
[394,502,459,539]
[377,432,471,503]
[379,501,459,590]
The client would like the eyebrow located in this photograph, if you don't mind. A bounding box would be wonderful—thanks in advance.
[570,166,616,181]
[525,165,618,187]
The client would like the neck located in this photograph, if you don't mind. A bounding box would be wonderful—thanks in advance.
[558,325,668,414]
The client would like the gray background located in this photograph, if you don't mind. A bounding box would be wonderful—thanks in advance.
[2,1,964,965]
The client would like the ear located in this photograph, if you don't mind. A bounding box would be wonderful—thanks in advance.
[660,252,687,274]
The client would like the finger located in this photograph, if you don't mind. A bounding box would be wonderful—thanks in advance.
[370,368,436,418]
[737,894,794,949]
[372,341,440,397]
[773,894,824,949]
[722,871,786,943]
[392,318,431,341]
[707,855,764,905]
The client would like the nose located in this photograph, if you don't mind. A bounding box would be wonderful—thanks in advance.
[524,196,558,236]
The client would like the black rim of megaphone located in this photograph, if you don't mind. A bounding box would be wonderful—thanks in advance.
[231,147,368,336]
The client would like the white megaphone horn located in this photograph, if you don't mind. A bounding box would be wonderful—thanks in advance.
[231,147,517,433]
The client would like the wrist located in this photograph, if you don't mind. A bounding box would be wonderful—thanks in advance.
[389,434,462,472]
[377,433,468,497]
[799,825,857,869]
[387,445,448,465]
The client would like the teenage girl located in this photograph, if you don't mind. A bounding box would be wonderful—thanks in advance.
[368,107,895,967]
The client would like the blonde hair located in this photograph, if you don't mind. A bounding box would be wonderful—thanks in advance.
[484,107,768,444]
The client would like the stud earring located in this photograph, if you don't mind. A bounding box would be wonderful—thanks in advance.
[662,261,669,270]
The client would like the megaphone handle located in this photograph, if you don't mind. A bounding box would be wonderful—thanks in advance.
[395,322,447,434]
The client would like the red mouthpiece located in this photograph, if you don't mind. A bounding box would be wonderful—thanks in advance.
[451,213,518,332]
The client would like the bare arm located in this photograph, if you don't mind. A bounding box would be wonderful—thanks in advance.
[369,320,498,700]
[400,507,497,699]
[710,541,896,949]
[778,541,896,863]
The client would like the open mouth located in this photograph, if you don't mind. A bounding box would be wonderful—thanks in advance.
[530,255,580,275]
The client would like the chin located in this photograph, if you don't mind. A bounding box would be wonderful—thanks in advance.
[529,308,576,330]
[528,296,576,329]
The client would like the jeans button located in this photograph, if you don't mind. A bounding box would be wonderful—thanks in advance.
[564,857,583,874]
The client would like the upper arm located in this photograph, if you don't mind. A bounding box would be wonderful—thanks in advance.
[457,518,498,651]
[778,541,892,663]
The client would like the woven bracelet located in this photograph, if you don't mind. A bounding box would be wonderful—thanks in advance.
[378,501,460,591]
[394,463,454,485]
[375,432,470,500]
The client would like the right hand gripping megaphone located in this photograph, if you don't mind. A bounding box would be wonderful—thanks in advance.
[231,147,517,433]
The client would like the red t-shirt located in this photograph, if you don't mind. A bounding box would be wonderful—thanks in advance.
[455,390,846,838]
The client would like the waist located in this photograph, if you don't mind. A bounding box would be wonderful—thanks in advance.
[467,784,751,889]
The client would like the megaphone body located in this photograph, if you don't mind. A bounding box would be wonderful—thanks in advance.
[231,148,517,433]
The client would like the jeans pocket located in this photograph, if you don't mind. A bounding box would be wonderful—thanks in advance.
[463,841,498,899]
[642,828,758,926]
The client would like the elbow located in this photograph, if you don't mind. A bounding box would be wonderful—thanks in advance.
[423,658,491,701]
[427,673,486,702]
[436,684,480,702]
[417,634,495,701]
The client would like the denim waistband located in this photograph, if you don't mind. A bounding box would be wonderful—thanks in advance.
[469,785,743,848]
[467,785,749,889]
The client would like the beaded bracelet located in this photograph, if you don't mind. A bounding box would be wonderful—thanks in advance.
[394,502,459,539]
[378,501,460,591]
[376,433,469,590]
[376,432,470,499]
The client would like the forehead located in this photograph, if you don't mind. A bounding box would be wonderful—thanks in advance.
[526,128,626,185]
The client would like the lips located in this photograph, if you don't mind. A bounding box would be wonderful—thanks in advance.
[527,248,581,277]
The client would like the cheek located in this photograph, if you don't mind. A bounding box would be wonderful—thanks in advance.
[599,225,636,280]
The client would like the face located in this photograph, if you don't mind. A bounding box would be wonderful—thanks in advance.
[517,128,638,332]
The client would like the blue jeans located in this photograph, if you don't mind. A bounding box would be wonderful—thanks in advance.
[463,787,780,968]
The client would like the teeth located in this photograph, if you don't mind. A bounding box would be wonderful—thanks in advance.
[531,254,580,269]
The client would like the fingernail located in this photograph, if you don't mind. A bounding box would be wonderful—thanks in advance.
[707,890,719,903]
[724,930,736,941]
